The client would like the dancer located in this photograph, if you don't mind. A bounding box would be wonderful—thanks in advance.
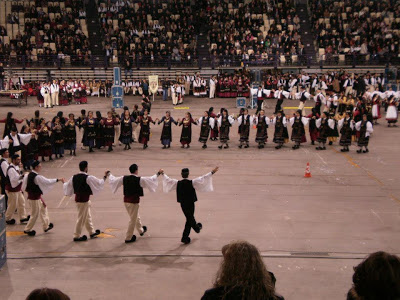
[236,109,253,149]
[119,110,134,150]
[209,107,218,141]
[109,164,162,243]
[198,111,215,149]
[315,112,334,150]
[158,111,178,149]
[162,166,219,244]
[4,154,30,225]
[64,114,77,156]
[327,112,339,145]
[371,95,381,125]
[338,111,354,152]
[81,111,97,152]
[0,148,10,208]
[356,114,373,153]
[63,161,110,241]
[22,161,64,236]
[307,108,319,145]
[274,86,290,114]
[289,110,309,150]
[37,119,53,161]
[179,112,197,149]
[136,109,155,149]
[0,112,25,138]
[51,117,64,158]
[217,109,234,149]
[5,127,33,157]
[103,111,116,152]
[254,110,270,149]
[386,96,398,127]
[271,110,288,149]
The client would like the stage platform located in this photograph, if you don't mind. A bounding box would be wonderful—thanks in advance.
[0,95,399,300]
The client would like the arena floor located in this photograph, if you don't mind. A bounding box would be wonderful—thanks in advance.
[0,95,399,300]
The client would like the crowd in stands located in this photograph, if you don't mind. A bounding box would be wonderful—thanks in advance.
[0,0,90,66]
[99,0,199,66]
[19,246,400,300]
[310,0,400,64]
[207,0,305,66]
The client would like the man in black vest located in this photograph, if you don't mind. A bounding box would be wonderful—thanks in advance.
[0,148,10,208]
[22,160,64,236]
[163,167,219,244]
[109,164,162,243]
[63,161,110,242]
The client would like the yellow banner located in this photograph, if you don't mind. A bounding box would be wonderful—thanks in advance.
[148,75,159,94]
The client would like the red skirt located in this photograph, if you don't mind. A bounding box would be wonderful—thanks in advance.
[139,137,149,144]
[81,96,88,104]
[310,130,319,141]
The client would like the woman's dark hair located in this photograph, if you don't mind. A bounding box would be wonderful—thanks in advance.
[34,110,40,118]
[349,251,400,300]
[209,107,214,113]
[213,241,277,300]
[96,111,102,119]
[26,287,70,300]
[6,112,13,122]
[81,109,86,115]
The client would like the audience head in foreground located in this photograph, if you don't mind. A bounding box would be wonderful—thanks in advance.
[26,288,70,300]
[347,251,400,300]
[202,240,284,300]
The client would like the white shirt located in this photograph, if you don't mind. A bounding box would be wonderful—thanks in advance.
[108,173,159,194]
[50,83,59,93]
[41,86,50,97]
[7,163,23,188]
[162,172,214,193]
[63,172,106,196]
[3,133,32,147]
[21,171,58,195]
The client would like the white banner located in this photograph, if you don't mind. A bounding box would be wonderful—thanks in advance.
[148,75,159,94]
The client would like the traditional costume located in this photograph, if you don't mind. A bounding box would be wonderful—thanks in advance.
[103,117,115,152]
[179,116,197,148]
[51,122,64,158]
[137,116,155,149]
[315,113,334,150]
[272,115,288,149]
[254,115,270,148]
[64,119,77,155]
[338,116,354,152]
[198,115,215,149]
[119,116,133,150]
[237,113,254,148]
[356,119,373,153]
[217,115,234,149]
[289,115,309,149]
[38,125,53,161]
[386,97,398,126]
[158,116,178,148]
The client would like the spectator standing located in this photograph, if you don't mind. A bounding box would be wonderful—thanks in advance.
[0,62,4,91]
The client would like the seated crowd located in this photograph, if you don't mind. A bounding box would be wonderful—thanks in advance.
[207,0,304,66]
[310,0,400,64]
[21,245,400,300]
[0,0,90,66]
[98,0,198,65]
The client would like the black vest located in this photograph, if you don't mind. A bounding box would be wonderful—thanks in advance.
[26,172,43,195]
[177,179,197,204]
[72,174,93,195]
[0,158,6,179]
[123,175,144,197]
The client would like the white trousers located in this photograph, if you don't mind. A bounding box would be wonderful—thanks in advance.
[51,92,59,105]
[114,126,121,144]
[172,93,178,105]
[298,101,306,115]
[124,202,143,240]
[74,201,95,238]
[5,191,27,221]
[44,94,51,108]
[24,199,50,231]
[209,85,215,98]
[345,86,353,96]
[132,123,138,141]
[184,82,190,94]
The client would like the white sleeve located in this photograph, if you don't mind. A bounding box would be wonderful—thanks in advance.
[228,116,235,125]
[63,177,74,196]
[109,174,123,194]
[355,121,361,131]
[21,173,28,192]
[328,119,335,129]
[87,175,105,195]
[217,116,222,127]
[367,122,373,134]
[250,88,257,95]
[0,138,10,149]
[302,117,309,126]
[237,116,242,126]
[139,174,159,192]
[338,118,344,129]
[282,91,290,98]
[18,133,32,145]
[198,117,203,125]
[294,92,301,99]
[209,117,215,129]
[316,118,322,128]
[250,116,254,124]
[265,116,270,124]
[1,161,9,177]
[274,91,279,98]
[289,117,295,126]
[162,174,178,193]
[192,172,214,192]
[304,92,311,99]
[35,175,58,195]
[282,117,287,127]
[8,167,22,188]
[263,89,271,96]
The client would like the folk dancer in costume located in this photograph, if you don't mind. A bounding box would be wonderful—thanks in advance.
[0,148,10,208]
[4,154,30,225]
[295,86,310,116]
[64,113,78,156]
[179,112,197,149]
[95,111,104,149]
[315,112,334,150]
[200,78,207,97]
[81,111,97,152]
[50,80,59,106]
[356,114,373,153]
[327,112,339,145]
[37,119,53,161]
[338,111,354,152]
[158,111,178,149]
[119,110,134,150]
[209,107,219,141]
[274,86,290,114]
[22,161,64,236]
[254,110,270,149]
[109,164,161,243]
[250,85,271,114]
[136,110,155,149]
[371,94,381,124]
[271,110,288,149]
[289,110,309,150]
[171,83,178,106]
[305,108,318,145]
[327,92,339,114]
[4,127,33,158]
[237,109,254,149]
[37,82,44,107]
[193,77,201,97]
[103,111,117,152]
[198,111,215,149]
[162,166,219,244]
[63,161,109,242]
[41,82,51,108]
[111,108,121,146]
[176,84,184,104]
[217,109,235,149]
[386,96,398,127]
[313,89,326,116]
[209,76,217,99]
[51,117,65,159]
[77,109,87,150]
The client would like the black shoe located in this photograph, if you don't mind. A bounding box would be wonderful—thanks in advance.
[49,157,53,161]
[20,215,30,224]
[364,148,369,153]
[218,145,222,149]
[258,145,262,149]
[275,145,281,149]
[357,149,362,153]
[244,144,249,148]
[181,237,191,244]
[202,144,207,149]
[6,219,16,225]
[90,229,101,239]
[329,141,333,145]
[140,226,147,236]
[224,145,229,149]
[73,235,88,242]
[194,223,202,233]
[341,149,346,152]
[316,147,321,150]
[292,145,297,149]
[311,141,315,145]
[73,151,76,156]
[167,145,170,148]
[162,145,166,149]
[321,147,326,150]
[24,230,36,236]
[238,145,243,148]
[59,155,64,158]
[125,235,137,243]
[44,223,54,232]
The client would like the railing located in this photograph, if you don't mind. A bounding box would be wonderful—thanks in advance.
[0,53,398,69]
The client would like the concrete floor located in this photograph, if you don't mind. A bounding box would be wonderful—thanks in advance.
[0,95,399,300]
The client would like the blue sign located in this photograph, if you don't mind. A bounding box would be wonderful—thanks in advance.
[236,97,246,108]
[112,97,123,108]
[111,85,124,108]
[113,67,121,85]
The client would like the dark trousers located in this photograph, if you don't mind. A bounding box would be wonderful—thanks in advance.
[256,100,263,114]
[181,202,199,239]
[1,180,8,208]
[275,99,283,113]
[315,104,321,116]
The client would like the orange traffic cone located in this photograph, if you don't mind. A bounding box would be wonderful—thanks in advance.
[304,162,311,178]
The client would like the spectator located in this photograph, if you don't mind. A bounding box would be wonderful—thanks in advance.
[201,240,284,300]
[347,251,400,300]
